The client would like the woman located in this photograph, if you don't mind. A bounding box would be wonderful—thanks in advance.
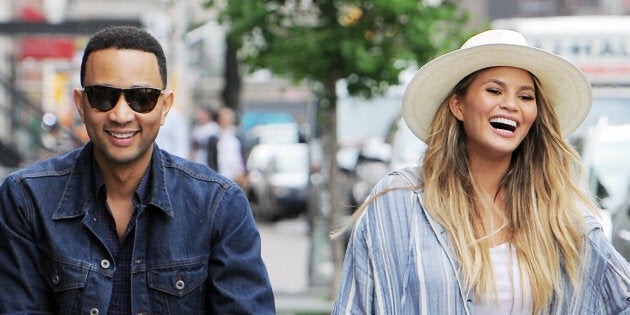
[332,29,630,314]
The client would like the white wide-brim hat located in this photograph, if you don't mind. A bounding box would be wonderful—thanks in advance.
[402,29,592,142]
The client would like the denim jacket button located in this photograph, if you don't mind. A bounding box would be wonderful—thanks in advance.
[175,279,185,290]
[89,308,99,315]
[100,259,111,269]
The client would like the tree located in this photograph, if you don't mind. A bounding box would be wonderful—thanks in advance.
[204,0,474,293]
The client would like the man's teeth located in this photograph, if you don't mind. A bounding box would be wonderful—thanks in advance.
[489,117,517,127]
[111,132,135,139]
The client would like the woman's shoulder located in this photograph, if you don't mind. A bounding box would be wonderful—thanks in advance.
[360,166,425,225]
[355,165,444,257]
[377,165,424,188]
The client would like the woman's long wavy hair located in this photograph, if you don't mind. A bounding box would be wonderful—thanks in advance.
[333,67,600,314]
[422,68,599,313]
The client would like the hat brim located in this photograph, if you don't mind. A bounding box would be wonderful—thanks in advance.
[402,43,592,142]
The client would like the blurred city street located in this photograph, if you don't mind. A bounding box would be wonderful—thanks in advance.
[257,217,334,314]
[2,1,630,314]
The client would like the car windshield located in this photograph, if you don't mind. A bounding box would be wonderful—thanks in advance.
[271,146,308,173]
[572,97,630,137]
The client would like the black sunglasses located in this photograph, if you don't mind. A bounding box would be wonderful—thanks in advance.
[82,85,163,113]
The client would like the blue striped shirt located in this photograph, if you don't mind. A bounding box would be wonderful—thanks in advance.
[333,167,630,314]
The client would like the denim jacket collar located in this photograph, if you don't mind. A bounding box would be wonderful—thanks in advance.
[52,142,173,220]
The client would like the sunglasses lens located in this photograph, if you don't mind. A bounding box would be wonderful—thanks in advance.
[125,88,161,113]
[84,86,119,111]
[83,86,161,113]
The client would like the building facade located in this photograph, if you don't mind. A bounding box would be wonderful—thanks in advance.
[0,0,626,169]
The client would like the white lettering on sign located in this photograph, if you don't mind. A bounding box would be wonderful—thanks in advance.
[529,36,630,60]
[526,35,630,84]
[491,16,630,85]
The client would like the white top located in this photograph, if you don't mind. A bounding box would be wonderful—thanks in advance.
[216,126,245,180]
[190,121,220,164]
[473,243,534,315]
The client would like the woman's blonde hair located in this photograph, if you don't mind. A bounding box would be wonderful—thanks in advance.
[425,68,598,313]
[334,67,600,314]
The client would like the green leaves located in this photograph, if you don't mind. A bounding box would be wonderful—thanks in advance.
[208,0,474,100]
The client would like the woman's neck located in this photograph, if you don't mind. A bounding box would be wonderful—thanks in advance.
[469,157,512,245]
[469,156,510,197]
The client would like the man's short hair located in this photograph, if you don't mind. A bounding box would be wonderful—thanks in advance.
[80,25,167,88]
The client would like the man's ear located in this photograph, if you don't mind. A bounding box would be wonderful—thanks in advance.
[159,90,174,126]
[72,88,86,123]
[448,94,464,122]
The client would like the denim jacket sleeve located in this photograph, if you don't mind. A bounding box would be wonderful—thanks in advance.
[0,174,54,313]
[207,183,275,314]
[582,215,630,314]
[333,209,375,314]
[601,244,630,314]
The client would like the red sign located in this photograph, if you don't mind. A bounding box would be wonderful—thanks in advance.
[19,37,75,60]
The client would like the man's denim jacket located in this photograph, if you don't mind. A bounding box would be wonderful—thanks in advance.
[0,142,275,314]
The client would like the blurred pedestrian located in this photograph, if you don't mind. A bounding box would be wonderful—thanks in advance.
[38,112,78,160]
[190,106,219,164]
[207,106,248,187]
[333,29,630,314]
[0,25,274,314]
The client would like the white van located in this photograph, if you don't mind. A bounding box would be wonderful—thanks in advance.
[493,15,630,87]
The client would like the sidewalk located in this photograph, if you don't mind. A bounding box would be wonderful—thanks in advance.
[275,287,333,314]
[258,218,334,314]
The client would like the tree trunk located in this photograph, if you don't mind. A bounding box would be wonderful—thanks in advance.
[320,75,346,297]
[222,34,241,111]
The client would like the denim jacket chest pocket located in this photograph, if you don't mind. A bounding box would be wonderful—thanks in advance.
[44,258,90,292]
[147,256,209,313]
[43,256,110,314]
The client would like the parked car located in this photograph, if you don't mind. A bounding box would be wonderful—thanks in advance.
[386,116,427,171]
[344,116,427,209]
[347,137,393,208]
[572,122,630,249]
[578,122,630,260]
[569,89,630,145]
[612,187,630,260]
[577,122,630,212]
[246,143,310,221]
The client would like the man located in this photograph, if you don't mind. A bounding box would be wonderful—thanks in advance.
[207,106,248,186]
[190,106,219,165]
[0,26,274,314]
